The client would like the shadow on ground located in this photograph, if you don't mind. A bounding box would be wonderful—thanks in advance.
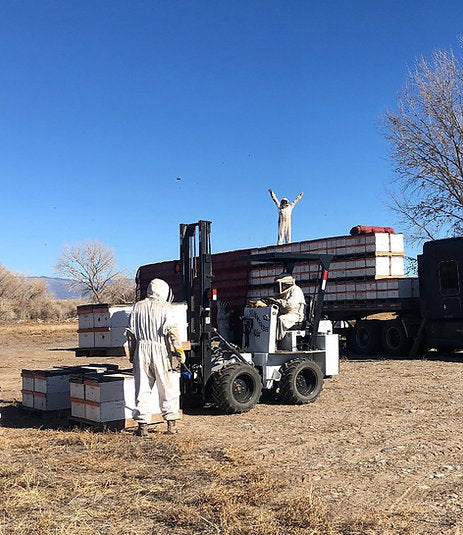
[343,350,463,363]
[0,403,70,430]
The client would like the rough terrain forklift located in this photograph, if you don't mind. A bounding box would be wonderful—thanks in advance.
[176,221,339,413]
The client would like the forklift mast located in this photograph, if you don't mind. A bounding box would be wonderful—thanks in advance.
[179,221,213,396]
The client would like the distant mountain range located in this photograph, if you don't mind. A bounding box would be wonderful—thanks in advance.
[30,277,87,300]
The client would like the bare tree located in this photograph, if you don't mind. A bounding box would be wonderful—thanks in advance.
[99,275,136,305]
[55,240,120,303]
[384,46,463,241]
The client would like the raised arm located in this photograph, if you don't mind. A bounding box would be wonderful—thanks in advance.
[291,192,303,207]
[268,188,280,208]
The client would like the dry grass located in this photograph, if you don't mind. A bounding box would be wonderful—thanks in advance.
[0,321,77,343]
[0,425,419,535]
[1,321,439,534]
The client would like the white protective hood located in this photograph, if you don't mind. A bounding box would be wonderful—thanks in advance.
[146,278,173,303]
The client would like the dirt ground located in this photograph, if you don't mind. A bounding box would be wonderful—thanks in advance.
[1,322,462,534]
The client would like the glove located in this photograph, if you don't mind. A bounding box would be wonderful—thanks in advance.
[174,347,186,365]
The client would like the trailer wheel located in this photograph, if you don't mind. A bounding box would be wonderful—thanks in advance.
[278,359,323,405]
[380,319,411,356]
[351,320,380,355]
[211,363,262,414]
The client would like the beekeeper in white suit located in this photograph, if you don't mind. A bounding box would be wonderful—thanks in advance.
[128,278,185,437]
[269,189,303,245]
[267,274,306,340]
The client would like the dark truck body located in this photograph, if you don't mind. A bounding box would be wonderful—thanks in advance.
[136,234,463,355]
[417,237,463,351]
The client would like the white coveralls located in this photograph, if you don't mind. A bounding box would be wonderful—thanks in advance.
[273,284,306,340]
[129,280,182,424]
[269,190,303,245]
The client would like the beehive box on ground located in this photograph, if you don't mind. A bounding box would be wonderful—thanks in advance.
[69,370,180,425]
[21,364,118,412]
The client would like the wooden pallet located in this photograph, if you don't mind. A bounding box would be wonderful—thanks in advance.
[74,346,127,358]
[69,413,165,431]
[18,404,71,424]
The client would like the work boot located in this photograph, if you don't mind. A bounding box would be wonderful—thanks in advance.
[166,420,177,434]
[135,423,148,437]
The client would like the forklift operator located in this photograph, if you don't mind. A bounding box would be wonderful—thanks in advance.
[263,274,306,340]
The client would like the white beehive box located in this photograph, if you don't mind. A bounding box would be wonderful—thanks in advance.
[70,398,86,419]
[94,329,111,347]
[21,370,34,391]
[70,375,85,399]
[79,371,179,423]
[21,390,34,408]
[84,399,130,422]
[78,331,95,348]
[77,306,94,329]
[34,371,70,394]
[172,302,188,342]
[390,233,404,253]
[390,256,405,277]
[109,327,126,347]
[94,311,110,327]
[110,306,132,327]
[33,391,70,411]
[84,374,134,403]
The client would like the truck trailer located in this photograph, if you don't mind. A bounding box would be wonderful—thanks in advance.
[136,224,463,357]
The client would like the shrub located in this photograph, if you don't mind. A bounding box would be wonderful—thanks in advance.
[0,264,80,322]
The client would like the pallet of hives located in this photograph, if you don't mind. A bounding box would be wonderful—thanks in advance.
[250,231,405,258]
[248,241,405,287]
[76,304,132,356]
[20,364,119,415]
[69,370,180,429]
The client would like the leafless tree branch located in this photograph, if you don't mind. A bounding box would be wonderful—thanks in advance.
[384,46,463,241]
[54,240,121,303]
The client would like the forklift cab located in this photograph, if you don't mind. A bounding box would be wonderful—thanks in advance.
[241,252,333,353]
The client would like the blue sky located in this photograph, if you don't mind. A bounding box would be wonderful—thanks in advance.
[1,0,463,277]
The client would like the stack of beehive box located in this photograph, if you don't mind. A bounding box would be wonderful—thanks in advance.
[69,370,178,425]
[21,364,118,413]
[247,232,418,303]
[77,304,132,350]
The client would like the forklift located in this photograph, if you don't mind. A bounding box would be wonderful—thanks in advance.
[174,221,339,414]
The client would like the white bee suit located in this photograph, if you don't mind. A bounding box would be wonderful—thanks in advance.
[273,284,306,340]
[269,190,303,245]
[129,279,182,424]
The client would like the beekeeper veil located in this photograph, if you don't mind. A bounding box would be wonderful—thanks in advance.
[147,278,174,303]
[274,273,295,296]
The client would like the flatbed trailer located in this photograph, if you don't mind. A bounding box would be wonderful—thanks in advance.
[137,230,463,356]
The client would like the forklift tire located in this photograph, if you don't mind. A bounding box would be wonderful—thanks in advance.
[211,363,262,414]
[278,358,323,405]
[351,320,380,355]
[380,319,411,356]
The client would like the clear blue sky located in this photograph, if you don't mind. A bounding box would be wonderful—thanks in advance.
[1,0,462,277]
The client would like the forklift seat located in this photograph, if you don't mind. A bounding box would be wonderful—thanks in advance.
[287,295,313,331]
